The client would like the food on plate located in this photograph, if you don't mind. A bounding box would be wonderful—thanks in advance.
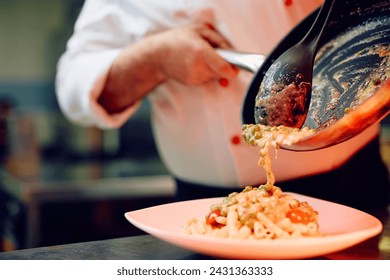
[185,186,319,239]
[185,124,319,239]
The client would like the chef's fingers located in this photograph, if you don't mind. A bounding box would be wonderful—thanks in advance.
[196,24,239,78]
[198,24,232,49]
[206,50,239,79]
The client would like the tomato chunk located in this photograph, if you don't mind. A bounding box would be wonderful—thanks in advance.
[206,209,221,225]
[286,208,312,224]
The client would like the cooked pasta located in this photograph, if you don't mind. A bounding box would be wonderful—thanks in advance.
[185,186,319,239]
[185,124,320,240]
[241,124,315,187]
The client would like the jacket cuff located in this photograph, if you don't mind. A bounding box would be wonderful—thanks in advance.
[89,69,141,129]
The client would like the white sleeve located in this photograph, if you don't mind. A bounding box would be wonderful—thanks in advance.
[55,0,148,129]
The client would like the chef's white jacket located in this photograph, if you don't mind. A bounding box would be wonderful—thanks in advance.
[56,0,379,188]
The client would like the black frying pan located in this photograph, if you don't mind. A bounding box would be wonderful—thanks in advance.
[241,0,390,151]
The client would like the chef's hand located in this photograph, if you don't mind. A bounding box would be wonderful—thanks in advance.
[156,24,239,85]
[99,24,238,114]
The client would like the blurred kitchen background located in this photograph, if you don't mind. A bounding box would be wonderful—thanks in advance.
[0,0,175,252]
[0,0,389,252]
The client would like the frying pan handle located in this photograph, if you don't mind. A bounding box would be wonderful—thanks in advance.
[216,49,265,73]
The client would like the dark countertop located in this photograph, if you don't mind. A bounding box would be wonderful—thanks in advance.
[0,235,210,260]
[0,205,389,260]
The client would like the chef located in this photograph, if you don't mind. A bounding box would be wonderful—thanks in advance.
[55,0,389,209]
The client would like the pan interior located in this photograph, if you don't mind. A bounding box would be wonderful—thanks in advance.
[306,15,390,130]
